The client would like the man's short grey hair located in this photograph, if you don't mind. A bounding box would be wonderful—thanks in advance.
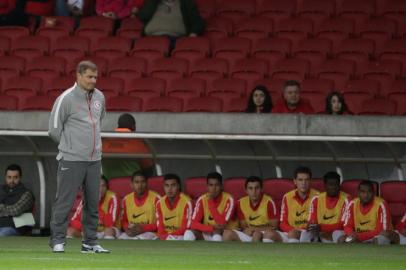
[76,61,98,74]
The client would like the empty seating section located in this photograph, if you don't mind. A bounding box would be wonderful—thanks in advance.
[0,0,405,113]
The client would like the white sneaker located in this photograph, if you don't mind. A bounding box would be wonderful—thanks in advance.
[81,243,110,253]
[52,243,65,253]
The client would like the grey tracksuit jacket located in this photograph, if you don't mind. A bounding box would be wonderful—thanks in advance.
[48,83,106,161]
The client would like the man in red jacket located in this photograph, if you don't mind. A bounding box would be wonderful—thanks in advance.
[272,80,314,114]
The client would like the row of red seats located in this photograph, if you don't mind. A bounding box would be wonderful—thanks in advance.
[107,176,406,225]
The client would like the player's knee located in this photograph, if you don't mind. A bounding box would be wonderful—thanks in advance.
[288,229,300,239]
[183,230,196,241]
[222,230,234,241]
[252,231,263,242]
[263,230,274,240]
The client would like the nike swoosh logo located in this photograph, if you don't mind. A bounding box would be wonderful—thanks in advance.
[360,220,370,226]
[323,214,335,220]
[132,212,145,219]
[249,215,261,221]
[296,210,306,217]
[164,216,176,221]
[61,167,69,171]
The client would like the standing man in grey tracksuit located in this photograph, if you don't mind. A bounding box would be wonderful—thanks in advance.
[48,61,110,253]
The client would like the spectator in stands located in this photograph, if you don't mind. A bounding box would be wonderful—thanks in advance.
[325,91,351,115]
[223,176,278,242]
[156,173,193,240]
[272,80,314,114]
[397,213,406,245]
[302,172,350,243]
[55,0,95,17]
[245,85,273,113]
[262,167,319,243]
[67,176,119,239]
[0,164,35,236]
[338,180,399,245]
[118,171,160,240]
[138,0,205,50]
[102,113,154,180]
[184,172,235,242]
[96,0,144,20]
[0,0,27,26]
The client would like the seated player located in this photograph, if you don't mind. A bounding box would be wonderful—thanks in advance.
[223,176,278,242]
[397,213,406,245]
[263,167,319,243]
[118,172,160,240]
[302,171,350,243]
[156,174,193,240]
[67,176,119,239]
[339,180,398,245]
[184,172,235,241]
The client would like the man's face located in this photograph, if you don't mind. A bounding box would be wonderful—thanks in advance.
[76,69,97,91]
[5,170,20,188]
[246,181,262,202]
[294,173,311,194]
[325,178,340,197]
[164,179,180,200]
[132,175,147,196]
[283,85,300,107]
[359,185,374,205]
[99,179,108,199]
[207,178,222,199]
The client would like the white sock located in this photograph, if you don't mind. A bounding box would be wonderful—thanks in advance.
[288,238,300,243]
[212,234,223,242]
[375,235,390,245]
[183,230,196,241]
[332,230,344,243]
[262,238,274,243]
[104,235,115,240]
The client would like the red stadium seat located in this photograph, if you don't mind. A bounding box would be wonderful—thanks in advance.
[0,55,25,76]
[106,96,142,112]
[130,36,170,61]
[293,37,332,72]
[358,17,396,51]
[203,17,233,44]
[301,78,335,94]
[26,56,66,89]
[3,76,42,108]
[92,36,131,62]
[167,77,206,103]
[0,36,10,55]
[263,178,296,210]
[216,0,255,24]
[184,96,223,112]
[360,59,402,92]
[213,37,251,66]
[144,96,183,112]
[11,36,50,62]
[252,37,291,69]
[108,57,146,82]
[76,28,110,51]
[195,0,216,19]
[338,0,375,30]
[378,39,406,69]
[381,0,406,26]
[0,95,18,110]
[190,58,228,85]
[20,95,56,111]
[208,78,246,99]
[124,77,165,101]
[343,92,374,114]
[358,97,397,115]
[117,17,143,39]
[149,57,189,84]
[386,79,406,97]
[310,178,325,192]
[78,16,115,34]
[230,58,268,88]
[234,17,273,44]
[252,78,285,98]
[380,181,406,225]
[184,177,207,200]
[316,17,354,52]
[270,58,310,81]
[335,38,375,67]
[297,0,336,27]
[44,76,75,97]
[147,176,165,196]
[108,176,132,199]
[301,93,325,114]
[275,17,314,46]
[36,27,70,48]
[171,37,210,64]
[39,16,75,32]
[0,26,29,43]
[343,79,380,96]
[224,177,246,199]
[257,0,296,23]
[52,36,90,63]
[223,97,247,112]
[341,179,379,199]
[316,59,356,91]
[95,77,124,98]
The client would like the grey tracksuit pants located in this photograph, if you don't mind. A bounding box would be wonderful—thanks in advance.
[50,159,101,247]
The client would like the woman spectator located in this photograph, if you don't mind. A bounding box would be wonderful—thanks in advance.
[246,85,273,113]
[325,91,351,115]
